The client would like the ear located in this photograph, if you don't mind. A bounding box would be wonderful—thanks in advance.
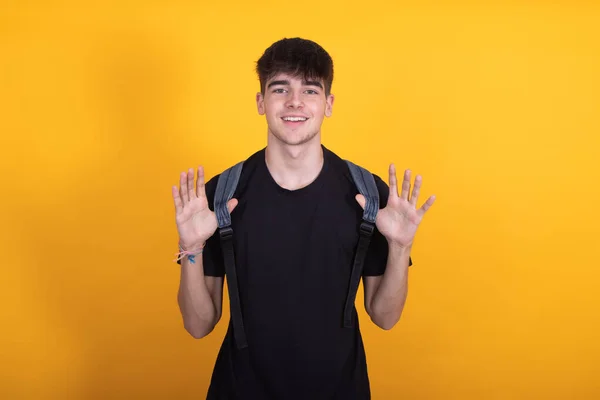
[325,93,335,117]
[256,92,265,115]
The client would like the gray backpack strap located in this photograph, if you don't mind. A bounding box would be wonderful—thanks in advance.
[214,161,247,349]
[343,160,380,328]
[345,161,379,224]
[214,161,244,230]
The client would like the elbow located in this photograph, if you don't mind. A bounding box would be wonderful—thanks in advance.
[184,322,215,339]
[188,330,209,340]
[376,319,399,331]
[369,311,401,331]
[186,325,207,339]
[178,293,221,339]
[367,296,406,331]
[183,315,220,339]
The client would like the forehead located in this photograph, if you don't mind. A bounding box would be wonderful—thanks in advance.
[267,73,323,85]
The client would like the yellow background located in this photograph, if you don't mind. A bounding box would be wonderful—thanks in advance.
[1,1,599,399]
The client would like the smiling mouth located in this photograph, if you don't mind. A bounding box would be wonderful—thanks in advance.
[281,116,308,122]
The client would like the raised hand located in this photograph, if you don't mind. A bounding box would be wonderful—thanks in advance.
[172,166,238,250]
[356,164,435,249]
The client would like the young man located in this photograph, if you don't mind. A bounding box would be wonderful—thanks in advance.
[172,37,435,400]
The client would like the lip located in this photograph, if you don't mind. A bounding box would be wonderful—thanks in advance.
[280,115,309,126]
[281,115,309,119]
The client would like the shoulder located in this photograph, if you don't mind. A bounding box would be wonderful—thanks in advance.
[204,148,265,209]
[322,146,354,187]
[324,146,389,207]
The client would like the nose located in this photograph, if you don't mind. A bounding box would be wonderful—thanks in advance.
[285,90,303,109]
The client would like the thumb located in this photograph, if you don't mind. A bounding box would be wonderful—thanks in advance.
[227,198,239,213]
[355,194,366,210]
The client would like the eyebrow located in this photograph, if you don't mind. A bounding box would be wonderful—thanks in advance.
[267,79,324,89]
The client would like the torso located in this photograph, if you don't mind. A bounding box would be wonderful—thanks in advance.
[202,145,389,400]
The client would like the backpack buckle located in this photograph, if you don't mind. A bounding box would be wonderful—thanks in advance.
[359,221,375,237]
[219,226,233,240]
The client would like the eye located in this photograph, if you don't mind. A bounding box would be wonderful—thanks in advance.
[305,89,318,95]
[273,88,286,94]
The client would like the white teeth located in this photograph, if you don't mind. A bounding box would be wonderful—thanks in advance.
[283,117,307,122]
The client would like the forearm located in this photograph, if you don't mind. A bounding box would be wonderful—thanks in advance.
[177,256,218,338]
[369,244,411,330]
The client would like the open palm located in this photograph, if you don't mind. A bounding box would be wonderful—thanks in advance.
[172,166,237,250]
[357,164,435,249]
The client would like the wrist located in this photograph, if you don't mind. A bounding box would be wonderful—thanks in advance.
[179,239,207,252]
[175,241,206,264]
[387,240,412,254]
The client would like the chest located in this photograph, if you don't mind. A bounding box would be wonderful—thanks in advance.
[230,183,362,286]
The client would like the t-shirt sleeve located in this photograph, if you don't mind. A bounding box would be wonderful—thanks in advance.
[176,174,226,277]
[361,173,413,277]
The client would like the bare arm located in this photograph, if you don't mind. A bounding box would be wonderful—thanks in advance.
[172,165,237,339]
[177,256,224,338]
[356,163,435,331]
[363,244,411,330]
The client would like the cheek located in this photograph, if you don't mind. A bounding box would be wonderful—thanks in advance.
[312,105,327,119]
[265,100,282,115]
[263,104,276,119]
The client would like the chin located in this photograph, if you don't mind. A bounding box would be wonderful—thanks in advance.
[269,127,319,147]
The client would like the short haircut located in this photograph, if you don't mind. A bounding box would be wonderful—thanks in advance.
[256,37,334,96]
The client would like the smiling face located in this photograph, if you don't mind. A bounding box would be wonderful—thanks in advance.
[256,73,334,146]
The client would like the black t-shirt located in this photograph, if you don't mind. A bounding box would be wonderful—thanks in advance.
[193,145,411,400]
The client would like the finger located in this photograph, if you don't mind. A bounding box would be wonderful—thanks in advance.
[180,171,189,204]
[227,198,239,214]
[410,175,422,206]
[187,168,196,200]
[400,169,411,200]
[417,195,436,217]
[196,166,206,198]
[355,194,366,210]
[172,185,183,214]
[389,163,399,198]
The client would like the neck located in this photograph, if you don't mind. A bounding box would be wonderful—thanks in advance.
[265,134,324,191]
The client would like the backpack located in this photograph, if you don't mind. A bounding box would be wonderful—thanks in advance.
[214,160,380,350]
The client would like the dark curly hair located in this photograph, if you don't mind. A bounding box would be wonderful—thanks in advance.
[256,37,334,96]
